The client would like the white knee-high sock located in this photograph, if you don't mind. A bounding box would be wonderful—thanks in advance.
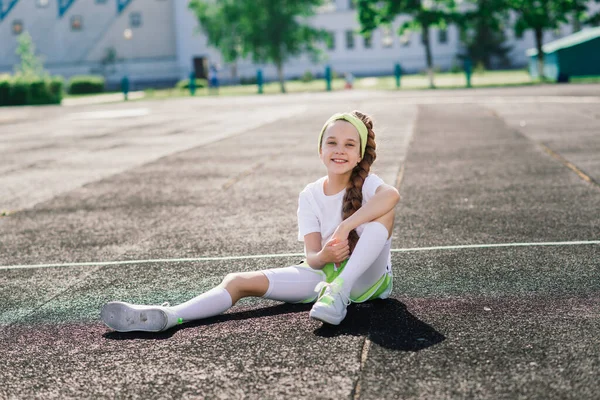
[170,286,233,322]
[338,222,389,295]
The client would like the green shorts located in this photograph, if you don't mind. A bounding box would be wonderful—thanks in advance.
[298,259,393,304]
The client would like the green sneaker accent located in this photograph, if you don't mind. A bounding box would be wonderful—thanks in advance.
[319,295,334,306]
[177,317,184,324]
[297,259,393,304]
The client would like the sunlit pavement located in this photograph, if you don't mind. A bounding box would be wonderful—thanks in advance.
[1,84,599,399]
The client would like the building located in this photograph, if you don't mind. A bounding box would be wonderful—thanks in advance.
[527,26,600,81]
[1,0,598,87]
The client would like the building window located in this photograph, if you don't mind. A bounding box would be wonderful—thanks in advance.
[71,15,83,31]
[515,30,524,40]
[130,12,142,28]
[12,20,23,35]
[36,0,49,8]
[349,0,357,9]
[382,27,393,48]
[438,29,448,44]
[400,32,411,47]
[364,35,372,49]
[327,31,336,51]
[346,30,355,49]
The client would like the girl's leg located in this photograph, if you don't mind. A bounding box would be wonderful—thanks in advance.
[172,265,324,321]
[309,210,394,325]
[348,239,391,300]
[170,271,268,322]
[337,209,395,295]
[101,265,323,332]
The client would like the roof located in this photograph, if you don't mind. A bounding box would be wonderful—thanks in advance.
[526,26,600,56]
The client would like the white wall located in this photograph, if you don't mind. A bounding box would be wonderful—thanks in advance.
[1,0,598,84]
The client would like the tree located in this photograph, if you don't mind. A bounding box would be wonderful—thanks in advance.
[358,0,460,88]
[14,31,47,79]
[585,10,600,26]
[459,0,512,69]
[189,0,243,81]
[508,0,588,80]
[100,47,117,81]
[189,0,328,93]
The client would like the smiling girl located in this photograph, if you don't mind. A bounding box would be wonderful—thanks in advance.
[101,110,400,331]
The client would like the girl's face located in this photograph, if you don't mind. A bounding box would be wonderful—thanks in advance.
[319,120,362,176]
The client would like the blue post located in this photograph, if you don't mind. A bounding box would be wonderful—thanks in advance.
[464,57,472,88]
[325,65,332,92]
[189,71,196,96]
[394,63,402,89]
[256,69,263,94]
[121,75,130,100]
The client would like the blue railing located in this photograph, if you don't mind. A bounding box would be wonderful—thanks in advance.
[117,0,132,14]
[0,0,20,21]
[58,0,76,18]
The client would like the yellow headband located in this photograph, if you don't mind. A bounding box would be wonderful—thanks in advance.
[318,113,368,157]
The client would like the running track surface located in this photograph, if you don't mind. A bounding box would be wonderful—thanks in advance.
[1,85,599,399]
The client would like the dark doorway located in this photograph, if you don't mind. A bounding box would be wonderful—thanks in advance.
[193,56,209,79]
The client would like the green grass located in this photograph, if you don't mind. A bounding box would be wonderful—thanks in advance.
[142,70,536,100]
[63,90,122,99]
[355,70,536,90]
[571,75,600,84]
[66,70,598,103]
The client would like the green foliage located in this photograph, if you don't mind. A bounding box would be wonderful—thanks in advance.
[358,0,460,88]
[459,0,512,69]
[301,70,314,82]
[507,0,589,79]
[68,75,105,95]
[508,0,588,37]
[586,10,600,26]
[0,79,10,105]
[188,0,328,93]
[239,76,258,85]
[14,32,48,79]
[0,75,63,106]
[175,78,208,89]
[3,31,64,105]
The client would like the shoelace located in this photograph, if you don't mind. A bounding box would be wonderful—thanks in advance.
[314,281,351,306]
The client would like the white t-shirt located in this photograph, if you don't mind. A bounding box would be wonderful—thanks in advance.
[297,173,390,249]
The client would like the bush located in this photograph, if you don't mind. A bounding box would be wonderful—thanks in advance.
[68,75,105,94]
[175,78,207,90]
[0,76,63,106]
[9,79,30,105]
[301,70,314,82]
[0,78,11,105]
[449,62,462,74]
[239,76,257,85]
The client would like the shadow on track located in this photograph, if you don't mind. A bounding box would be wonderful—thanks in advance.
[103,298,445,351]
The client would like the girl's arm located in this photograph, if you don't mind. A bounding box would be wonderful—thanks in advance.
[304,232,349,269]
[337,184,400,235]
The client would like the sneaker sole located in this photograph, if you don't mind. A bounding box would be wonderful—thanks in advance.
[101,302,167,332]
[309,307,346,325]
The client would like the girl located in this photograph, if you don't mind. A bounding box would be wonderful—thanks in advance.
[101,110,400,331]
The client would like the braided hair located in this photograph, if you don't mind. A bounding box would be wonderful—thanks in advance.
[342,110,377,254]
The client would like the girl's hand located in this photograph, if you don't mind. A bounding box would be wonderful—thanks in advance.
[319,237,349,264]
[330,223,351,245]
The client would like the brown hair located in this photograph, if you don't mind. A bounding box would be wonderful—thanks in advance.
[342,110,376,254]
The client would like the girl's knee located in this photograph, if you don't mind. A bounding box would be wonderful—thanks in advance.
[220,273,239,287]
[372,210,394,237]
[219,272,269,300]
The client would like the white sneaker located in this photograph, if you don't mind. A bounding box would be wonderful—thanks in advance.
[309,277,351,325]
[101,301,182,332]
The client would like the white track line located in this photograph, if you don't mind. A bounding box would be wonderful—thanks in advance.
[0,240,598,271]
